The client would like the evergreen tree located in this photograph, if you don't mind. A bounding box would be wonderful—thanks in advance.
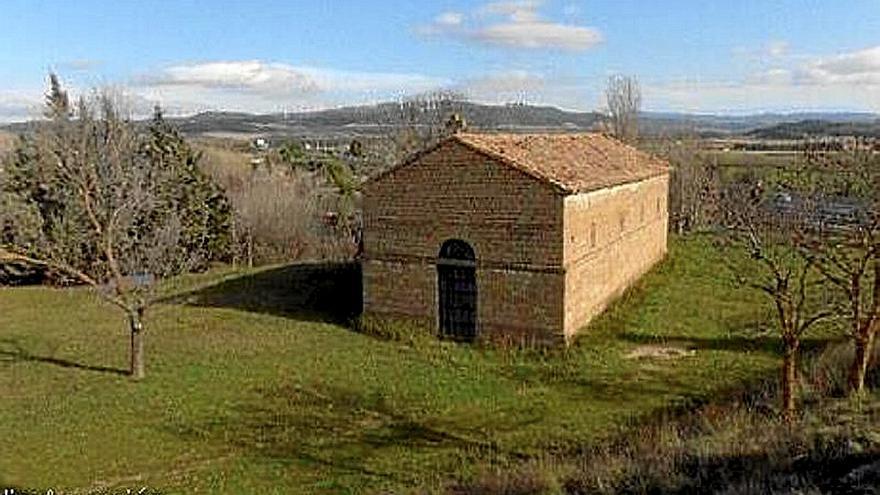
[0,78,236,379]
[143,105,234,270]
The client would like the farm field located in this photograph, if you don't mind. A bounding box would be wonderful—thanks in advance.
[0,236,833,493]
[708,150,801,169]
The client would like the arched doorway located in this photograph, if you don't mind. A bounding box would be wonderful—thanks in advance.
[437,239,477,341]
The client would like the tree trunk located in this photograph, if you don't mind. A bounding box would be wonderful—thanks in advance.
[848,330,875,395]
[231,216,239,269]
[850,259,880,394]
[781,344,797,422]
[129,309,145,380]
[247,231,254,268]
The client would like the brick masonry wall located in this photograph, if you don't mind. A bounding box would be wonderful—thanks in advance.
[362,139,566,340]
[562,175,669,338]
[362,138,669,344]
[363,140,564,267]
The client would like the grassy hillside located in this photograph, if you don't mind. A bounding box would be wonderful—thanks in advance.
[747,119,880,139]
[0,237,834,493]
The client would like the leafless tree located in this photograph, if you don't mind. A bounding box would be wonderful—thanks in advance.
[377,90,468,166]
[793,140,880,394]
[721,178,833,421]
[0,77,216,380]
[605,74,642,144]
[662,136,721,234]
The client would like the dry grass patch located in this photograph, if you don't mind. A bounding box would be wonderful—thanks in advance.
[0,130,15,155]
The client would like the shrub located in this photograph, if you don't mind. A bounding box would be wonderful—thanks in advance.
[0,100,233,285]
[199,144,359,265]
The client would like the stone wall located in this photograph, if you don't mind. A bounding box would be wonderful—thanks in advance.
[562,175,669,338]
[362,137,669,344]
[362,139,566,340]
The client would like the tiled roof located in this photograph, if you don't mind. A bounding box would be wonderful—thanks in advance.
[453,132,668,194]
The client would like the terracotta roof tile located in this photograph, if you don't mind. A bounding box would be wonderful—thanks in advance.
[453,132,668,194]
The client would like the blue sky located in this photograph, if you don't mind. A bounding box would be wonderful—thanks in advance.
[1,0,879,121]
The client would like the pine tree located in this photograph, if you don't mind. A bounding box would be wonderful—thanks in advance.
[144,106,233,270]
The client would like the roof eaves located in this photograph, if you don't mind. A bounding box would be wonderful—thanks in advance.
[568,168,670,195]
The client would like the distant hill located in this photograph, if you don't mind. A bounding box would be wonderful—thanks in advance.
[641,111,880,138]
[4,102,879,140]
[163,102,605,138]
[746,119,880,139]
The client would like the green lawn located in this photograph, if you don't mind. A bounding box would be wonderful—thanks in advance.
[0,236,826,493]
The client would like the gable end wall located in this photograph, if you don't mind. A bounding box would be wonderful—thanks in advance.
[362,140,566,342]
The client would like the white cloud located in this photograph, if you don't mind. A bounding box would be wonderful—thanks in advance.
[644,44,880,113]
[140,60,445,94]
[129,60,449,115]
[766,40,789,58]
[480,0,542,20]
[475,20,602,51]
[647,78,880,113]
[748,68,794,86]
[419,0,603,52]
[435,11,464,27]
[463,70,545,92]
[457,70,546,102]
[415,12,466,36]
[802,45,880,85]
[140,60,320,94]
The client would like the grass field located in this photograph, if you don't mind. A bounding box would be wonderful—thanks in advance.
[0,236,834,493]
[708,150,801,169]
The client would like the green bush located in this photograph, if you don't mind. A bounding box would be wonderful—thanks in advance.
[0,102,234,284]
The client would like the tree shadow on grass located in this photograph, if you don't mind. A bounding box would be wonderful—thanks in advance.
[617,311,838,358]
[0,337,128,376]
[168,382,529,487]
[170,262,362,324]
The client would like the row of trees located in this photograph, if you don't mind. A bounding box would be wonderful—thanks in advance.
[0,75,233,379]
[721,142,879,419]
[661,134,879,419]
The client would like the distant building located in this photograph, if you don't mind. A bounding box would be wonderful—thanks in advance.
[253,137,269,150]
[361,132,670,344]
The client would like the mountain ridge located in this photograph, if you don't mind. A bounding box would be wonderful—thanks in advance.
[4,101,879,139]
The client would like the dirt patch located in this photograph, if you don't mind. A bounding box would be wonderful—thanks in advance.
[626,344,696,360]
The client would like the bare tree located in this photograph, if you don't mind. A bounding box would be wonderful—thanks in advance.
[794,140,880,394]
[377,90,468,166]
[662,136,721,234]
[605,74,642,144]
[721,178,833,421]
[0,77,229,380]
